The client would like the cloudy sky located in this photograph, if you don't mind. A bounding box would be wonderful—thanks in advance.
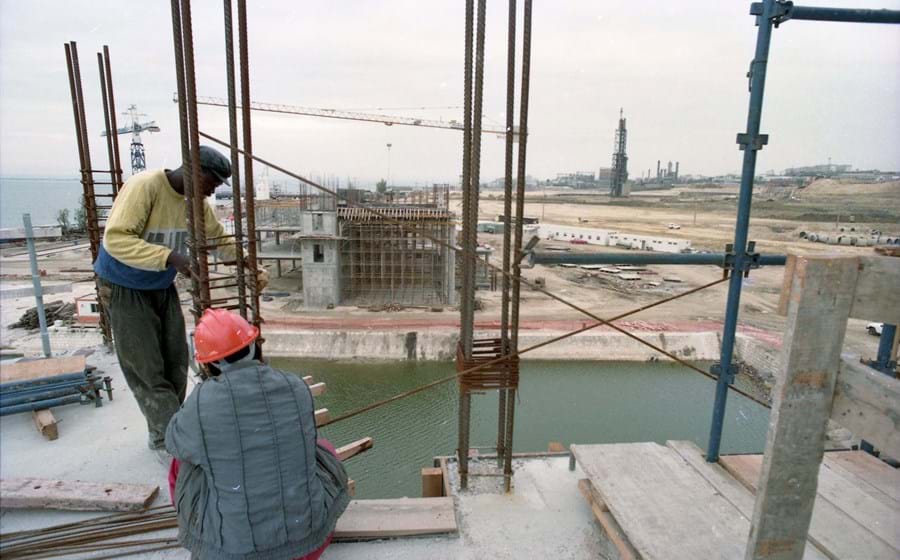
[1,0,898,185]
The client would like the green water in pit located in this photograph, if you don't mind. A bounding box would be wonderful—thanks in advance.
[268,358,770,499]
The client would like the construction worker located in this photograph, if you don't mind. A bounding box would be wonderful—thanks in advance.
[94,146,265,461]
[166,309,350,560]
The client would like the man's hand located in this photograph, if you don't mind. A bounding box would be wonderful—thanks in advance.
[167,252,191,275]
[256,268,270,291]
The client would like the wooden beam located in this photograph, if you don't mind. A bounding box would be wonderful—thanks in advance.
[831,356,900,460]
[302,375,313,385]
[577,478,638,560]
[0,478,159,512]
[548,441,565,453]
[308,382,326,397]
[333,497,456,539]
[32,409,58,441]
[336,437,373,461]
[347,479,356,497]
[0,356,86,384]
[438,457,453,498]
[421,467,443,498]
[314,408,329,426]
[778,255,899,324]
[748,255,859,560]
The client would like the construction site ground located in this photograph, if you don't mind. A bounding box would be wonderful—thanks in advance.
[3,179,895,363]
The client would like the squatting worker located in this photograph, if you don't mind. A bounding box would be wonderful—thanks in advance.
[94,146,266,462]
[166,309,350,560]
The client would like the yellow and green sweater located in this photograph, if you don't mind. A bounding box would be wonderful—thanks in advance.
[94,170,234,290]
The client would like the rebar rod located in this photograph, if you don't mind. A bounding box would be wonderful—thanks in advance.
[222,0,249,320]
[169,0,202,313]
[96,52,117,202]
[496,0,517,467]
[179,0,212,311]
[237,0,263,332]
[102,46,124,193]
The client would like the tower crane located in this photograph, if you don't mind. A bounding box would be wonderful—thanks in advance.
[101,104,160,174]
[175,93,512,136]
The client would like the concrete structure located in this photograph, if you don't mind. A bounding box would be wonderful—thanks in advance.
[538,223,691,253]
[297,209,342,309]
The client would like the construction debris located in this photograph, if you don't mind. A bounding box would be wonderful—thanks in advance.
[0,478,159,513]
[9,301,75,330]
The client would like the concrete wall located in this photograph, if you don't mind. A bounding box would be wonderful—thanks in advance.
[299,211,339,236]
[300,238,340,308]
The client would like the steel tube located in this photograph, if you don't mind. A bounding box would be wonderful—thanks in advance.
[787,6,900,24]
[1,379,96,398]
[0,395,82,417]
[532,251,787,267]
[23,214,51,357]
[1,383,100,407]
[0,372,87,392]
[707,0,776,463]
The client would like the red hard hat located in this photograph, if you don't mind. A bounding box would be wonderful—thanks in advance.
[194,308,259,364]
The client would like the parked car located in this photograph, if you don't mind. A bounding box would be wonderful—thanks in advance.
[667,223,681,230]
[867,322,884,336]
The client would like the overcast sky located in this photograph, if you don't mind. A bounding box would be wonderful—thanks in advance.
[1,0,898,185]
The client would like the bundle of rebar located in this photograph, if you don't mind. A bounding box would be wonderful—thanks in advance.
[0,370,110,417]
[0,506,179,559]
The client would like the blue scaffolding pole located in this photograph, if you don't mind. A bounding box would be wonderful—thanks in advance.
[706,0,900,463]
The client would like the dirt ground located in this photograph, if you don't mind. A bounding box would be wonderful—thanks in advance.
[2,180,896,360]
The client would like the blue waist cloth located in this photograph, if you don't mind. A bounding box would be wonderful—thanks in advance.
[94,245,177,290]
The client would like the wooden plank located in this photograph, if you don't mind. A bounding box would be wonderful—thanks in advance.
[748,255,859,560]
[438,457,452,498]
[777,253,798,316]
[308,382,326,397]
[831,356,900,459]
[421,467,443,498]
[667,442,827,560]
[302,375,313,385]
[572,442,748,560]
[336,437,373,462]
[850,256,900,324]
[314,408,329,427]
[31,409,58,441]
[722,454,899,560]
[347,479,355,497]
[548,441,565,453]
[0,356,86,384]
[0,478,159,512]
[824,451,900,504]
[777,255,900,324]
[333,497,457,539]
[577,478,638,560]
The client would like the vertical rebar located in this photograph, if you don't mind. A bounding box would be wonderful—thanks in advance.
[506,0,533,492]
[170,0,202,314]
[23,214,51,358]
[102,46,124,193]
[237,0,263,332]
[497,0,517,467]
[223,0,248,319]
[179,0,211,311]
[97,53,117,197]
[707,0,776,463]
[457,0,476,490]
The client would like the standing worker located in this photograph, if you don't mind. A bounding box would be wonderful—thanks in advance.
[166,309,350,560]
[94,146,265,462]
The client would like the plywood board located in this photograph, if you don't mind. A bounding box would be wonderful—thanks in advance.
[571,442,748,560]
[824,451,900,505]
[0,478,158,512]
[0,356,86,384]
[721,454,899,559]
[577,478,638,560]
[333,497,457,539]
[667,442,827,560]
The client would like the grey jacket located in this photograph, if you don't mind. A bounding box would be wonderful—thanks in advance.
[165,361,350,560]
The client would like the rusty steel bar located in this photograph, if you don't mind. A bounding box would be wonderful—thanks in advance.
[169,0,202,314]
[102,46,124,193]
[222,0,249,319]
[179,0,211,311]
[237,0,262,333]
[496,0,517,469]
[96,53,118,200]
[505,0,533,492]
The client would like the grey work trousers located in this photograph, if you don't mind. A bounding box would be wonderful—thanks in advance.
[99,279,188,449]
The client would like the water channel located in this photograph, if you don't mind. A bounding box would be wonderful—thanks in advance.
[269,358,771,499]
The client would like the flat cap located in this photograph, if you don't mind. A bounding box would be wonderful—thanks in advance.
[198,146,231,186]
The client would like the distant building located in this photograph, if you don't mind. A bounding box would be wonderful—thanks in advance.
[784,163,852,177]
[539,224,691,254]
